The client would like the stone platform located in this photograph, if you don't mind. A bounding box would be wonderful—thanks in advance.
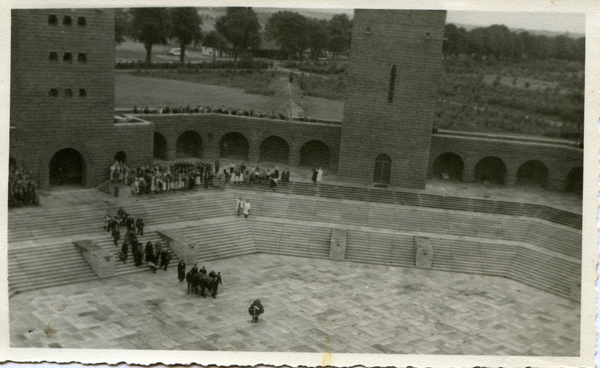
[9,253,579,355]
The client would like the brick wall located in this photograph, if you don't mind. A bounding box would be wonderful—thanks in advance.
[337,10,447,189]
[143,114,342,169]
[10,9,120,188]
[429,133,583,191]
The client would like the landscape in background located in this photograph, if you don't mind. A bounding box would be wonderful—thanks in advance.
[116,8,584,142]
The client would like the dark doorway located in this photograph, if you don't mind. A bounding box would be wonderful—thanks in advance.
[474,156,506,185]
[259,136,290,163]
[565,167,583,193]
[219,132,249,160]
[154,133,168,161]
[432,152,464,181]
[114,151,127,163]
[373,154,391,183]
[9,157,16,170]
[299,140,331,168]
[517,160,549,188]
[49,148,85,186]
[176,131,203,158]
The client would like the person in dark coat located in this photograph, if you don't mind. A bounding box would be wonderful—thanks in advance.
[199,266,207,275]
[145,241,154,262]
[133,243,143,266]
[248,299,264,323]
[190,264,199,277]
[120,241,129,263]
[311,166,318,184]
[112,226,121,247]
[186,270,194,291]
[177,260,186,282]
[160,250,172,271]
[211,272,222,298]
[136,218,144,236]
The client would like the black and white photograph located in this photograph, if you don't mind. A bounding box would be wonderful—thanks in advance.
[2,1,598,367]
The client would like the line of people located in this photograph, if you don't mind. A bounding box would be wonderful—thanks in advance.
[108,160,292,195]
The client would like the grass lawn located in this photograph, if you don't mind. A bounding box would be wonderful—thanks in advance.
[115,71,345,121]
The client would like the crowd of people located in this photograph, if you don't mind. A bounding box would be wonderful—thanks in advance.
[109,159,292,195]
[9,164,39,208]
[104,170,269,322]
[132,104,318,123]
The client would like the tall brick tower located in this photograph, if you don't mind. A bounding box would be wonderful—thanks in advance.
[337,9,446,188]
[11,9,153,189]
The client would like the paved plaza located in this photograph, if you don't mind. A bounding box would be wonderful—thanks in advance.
[10,253,579,355]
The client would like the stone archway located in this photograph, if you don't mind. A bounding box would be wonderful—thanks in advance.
[259,136,290,163]
[565,167,583,193]
[154,133,168,161]
[517,160,549,188]
[49,148,85,186]
[176,131,203,158]
[432,152,464,181]
[219,132,249,160]
[114,151,127,163]
[474,156,507,185]
[299,140,331,168]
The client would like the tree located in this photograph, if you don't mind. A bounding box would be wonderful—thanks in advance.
[203,30,229,63]
[114,8,130,45]
[170,7,203,63]
[308,18,330,61]
[265,11,310,60]
[328,13,352,59]
[215,7,261,61]
[130,8,171,64]
[443,23,469,59]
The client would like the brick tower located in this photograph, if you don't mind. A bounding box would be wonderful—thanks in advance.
[10,9,153,189]
[337,9,446,188]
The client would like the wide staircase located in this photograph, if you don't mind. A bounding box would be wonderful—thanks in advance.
[8,182,582,299]
[8,241,98,297]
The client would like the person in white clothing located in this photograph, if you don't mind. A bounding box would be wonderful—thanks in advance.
[316,168,323,183]
[242,200,251,218]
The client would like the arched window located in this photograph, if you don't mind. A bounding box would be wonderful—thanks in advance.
[63,53,72,62]
[374,154,392,183]
[77,53,87,62]
[48,15,58,25]
[63,16,72,26]
[48,52,58,61]
[77,17,86,26]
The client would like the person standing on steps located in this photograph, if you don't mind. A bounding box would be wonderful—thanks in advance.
[112,224,120,247]
[235,197,243,217]
[242,199,251,218]
[316,167,323,184]
[311,166,318,184]
[249,299,264,323]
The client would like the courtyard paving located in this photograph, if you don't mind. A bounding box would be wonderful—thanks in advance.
[10,253,580,355]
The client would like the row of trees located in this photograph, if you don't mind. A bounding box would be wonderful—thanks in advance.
[444,23,585,62]
[264,11,352,60]
[116,7,353,64]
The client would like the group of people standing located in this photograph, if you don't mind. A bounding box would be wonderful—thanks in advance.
[181,262,223,298]
[8,164,39,208]
[109,160,218,194]
[108,159,293,195]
